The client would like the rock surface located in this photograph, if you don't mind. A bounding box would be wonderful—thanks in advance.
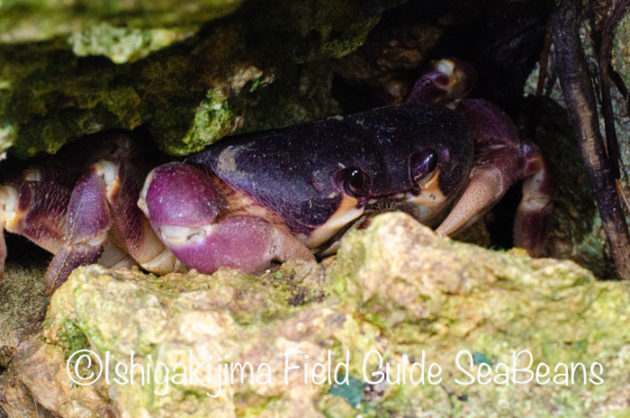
[3,212,629,416]
[0,261,48,370]
[0,0,408,158]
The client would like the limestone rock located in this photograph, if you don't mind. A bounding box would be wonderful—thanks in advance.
[0,0,407,158]
[4,213,629,416]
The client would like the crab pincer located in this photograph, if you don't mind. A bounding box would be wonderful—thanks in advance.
[138,162,314,275]
[407,59,554,256]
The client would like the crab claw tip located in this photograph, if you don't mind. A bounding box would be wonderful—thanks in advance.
[435,167,503,237]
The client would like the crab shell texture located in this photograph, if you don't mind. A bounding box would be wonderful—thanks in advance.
[176,102,472,250]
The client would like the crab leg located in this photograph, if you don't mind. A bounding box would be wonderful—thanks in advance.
[139,163,313,275]
[0,188,9,277]
[434,99,553,256]
[408,59,553,256]
[93,161,183,275]
[44,169,112,291]
[44,160,181,292]
[513,146,554,257]
[0,178,71,278]
[406,58,476,106]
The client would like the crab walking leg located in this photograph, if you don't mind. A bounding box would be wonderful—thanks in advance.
[406,58,477,106]
[0,188,9,277]
[45,169,111,292]
[139,163,314,275]
[44,160,182,292]
[93,161,183,274]
[0,179,71,278]
[0,225,5,277]
[513,146,554,257]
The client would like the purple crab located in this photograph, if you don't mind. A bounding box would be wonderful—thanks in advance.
[0,59,553,293]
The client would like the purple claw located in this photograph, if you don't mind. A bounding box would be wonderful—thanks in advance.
[406,58,477,105]
[140,162,313,274]
[140,163,225,228]
[163,215,281,274]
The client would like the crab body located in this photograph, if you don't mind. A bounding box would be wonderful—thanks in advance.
[0,59,553,293]
[187,103,472,242]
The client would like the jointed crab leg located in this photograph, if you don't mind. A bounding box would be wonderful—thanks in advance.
[513,147,554,257]
[44,168,112,291]
[44,160,182,292]
[0,177,71,278]
[0,187,10,277]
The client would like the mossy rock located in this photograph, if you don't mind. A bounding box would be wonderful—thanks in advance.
[0,0,407,158]
[3,213,629,416]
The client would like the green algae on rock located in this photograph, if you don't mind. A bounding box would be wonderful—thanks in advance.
[613,11,630,88]
[3,212,629,416]
[0,0,406,158]
[0,0,241,44]
[0,261,48,370]
[69,23,195,64]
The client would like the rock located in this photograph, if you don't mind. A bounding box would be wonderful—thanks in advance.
[0,0,242,45]
[0,366,55,418]
[613,11,630,88]
[0,261,48,370]
[4,212,629,416]
[0,0,409,158]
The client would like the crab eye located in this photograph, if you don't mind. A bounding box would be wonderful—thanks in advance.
[337,167,370,197]
[410,150,437,181]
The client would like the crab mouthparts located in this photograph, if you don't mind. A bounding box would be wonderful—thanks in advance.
[363,169,449,223]
[307,176,451,251]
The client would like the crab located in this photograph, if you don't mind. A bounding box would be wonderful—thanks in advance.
[0,59,553,293]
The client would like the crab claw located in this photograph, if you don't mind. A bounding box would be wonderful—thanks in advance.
[139,163,313,275]
[435,99,553,256]
[435,166,504,237]
[406,58,477,105]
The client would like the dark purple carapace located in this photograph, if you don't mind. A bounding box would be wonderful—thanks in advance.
[186,103,473,235]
